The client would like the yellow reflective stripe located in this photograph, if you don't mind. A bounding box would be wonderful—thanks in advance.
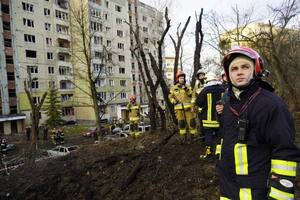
[179,129,186,135]
[239,188,252,200]
[198,107,202,112]
[234,143,248,175]
[131,106,140,110]
[203,123,219,128]
[203,120,219,128]
[269,187,294,200]
[215,145,221,155]
[271,159,297,177]
[191,98,196,104]
[129,117,139,121]
[220,197,231,200]
[190,129,197,134]
[207,93,212,121]
[174,103,192,110]
[202,120,219,125]
[215,139,223,156]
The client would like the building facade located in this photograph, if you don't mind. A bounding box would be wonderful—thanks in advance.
[0,0,26,135]
[10,0,75,127]
[72,0,165,123]
[71,0,133,123]
[0,0,165,134]
[164,56,175,86]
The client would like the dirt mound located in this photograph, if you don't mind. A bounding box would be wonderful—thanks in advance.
[0,130,299,200]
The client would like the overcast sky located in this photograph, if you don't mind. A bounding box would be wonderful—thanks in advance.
[141,0,285,25]
[140,0,293,74]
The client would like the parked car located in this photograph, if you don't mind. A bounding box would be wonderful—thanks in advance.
[82,127,97,137]
[0,139,15,153]
[82,126,108,137]
[47,145,80,157]
[112,123,151,135]
[6,143,15,152]
[112,124,129,134]
[105,132,129,140]
[61,120,77,126]
[138,122,151,133]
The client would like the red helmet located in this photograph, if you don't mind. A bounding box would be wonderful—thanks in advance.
[129,95,136,102]
[222,46,264,81]
[175,70,186,83]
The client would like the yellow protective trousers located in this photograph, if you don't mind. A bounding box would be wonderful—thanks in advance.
[129,117,140,138]
[175,106,197,137]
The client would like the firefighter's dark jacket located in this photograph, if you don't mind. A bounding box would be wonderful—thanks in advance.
[195,84,225,128]
[216,80,300,188]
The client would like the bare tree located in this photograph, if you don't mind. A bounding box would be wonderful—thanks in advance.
[191,9,204,88]
[170,16,191,83]
[24,76,47,166]
[204,6,256,55]
[254,0,300,112]
[128,7,177,129]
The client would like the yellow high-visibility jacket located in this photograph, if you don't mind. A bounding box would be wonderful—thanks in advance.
[169,83,193,110]
[127,102,141,120]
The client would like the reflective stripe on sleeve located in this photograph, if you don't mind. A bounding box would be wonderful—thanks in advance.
[129,117,139,122]
[234,143,248,175]
[215,139,223,158]
[271,159,297,177]
[239,188,252,200]
[220,197,231,200]
[269,187,294,200]
[215,145,221,155]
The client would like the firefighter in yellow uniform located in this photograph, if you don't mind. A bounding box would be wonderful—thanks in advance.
[127,95,141,139]
[169,71,197,143]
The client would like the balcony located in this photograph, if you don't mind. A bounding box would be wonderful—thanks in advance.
[7,81,16,89]
[5,47,13,56]
[6,64,14,73]
[55,0,68,9]
[59,80,73,91]
[57,33,70,41]
[56,24,70,40]
[9,97,17,106]
[2,0,10,4]
[57,38,70,53]
[57,52,71,66]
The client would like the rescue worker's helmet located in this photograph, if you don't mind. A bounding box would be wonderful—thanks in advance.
[130,95,136,102]
[221,46,264,82]
[205,71,217,82]
[196,69,205,77]
[175,70,186,83]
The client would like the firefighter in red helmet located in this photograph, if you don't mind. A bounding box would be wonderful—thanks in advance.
[127,95,141,138]
[216,46,300,199]
[169,70,197,143]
